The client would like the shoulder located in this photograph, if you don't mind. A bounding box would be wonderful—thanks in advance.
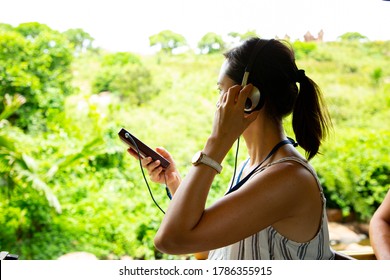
[373,190,390,220]
[259,158,316,187]
[247,158,319,204]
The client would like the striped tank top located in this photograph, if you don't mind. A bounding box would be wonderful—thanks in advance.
[208,156,335,260]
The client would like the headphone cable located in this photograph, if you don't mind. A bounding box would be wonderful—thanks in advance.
[229,136,240,191]
[125,133,166,214]
[126,133,241,214]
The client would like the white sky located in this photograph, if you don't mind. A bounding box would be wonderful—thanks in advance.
[0,0,389,54]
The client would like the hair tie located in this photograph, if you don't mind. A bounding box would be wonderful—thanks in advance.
[296,69,306,83]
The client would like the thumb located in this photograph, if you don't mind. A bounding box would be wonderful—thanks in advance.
[156,147,173,162]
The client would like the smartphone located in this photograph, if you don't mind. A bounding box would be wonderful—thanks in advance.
[118,128,170,169]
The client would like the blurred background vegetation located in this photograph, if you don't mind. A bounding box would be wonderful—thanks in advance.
[0,22,389,260]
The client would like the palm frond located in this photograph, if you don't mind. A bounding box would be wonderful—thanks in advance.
[0,134,16,151]
[0,94,27,121]
[46,137,105,179]
[17,169,62,214]
[0,153,12,173]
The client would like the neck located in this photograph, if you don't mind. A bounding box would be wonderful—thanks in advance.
[242,114,285,167]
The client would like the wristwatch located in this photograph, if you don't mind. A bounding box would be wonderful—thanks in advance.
[191,151,222,174]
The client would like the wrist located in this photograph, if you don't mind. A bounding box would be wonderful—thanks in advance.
[202,136,232,164]
[192,151,223,174]
[166,174,181,195]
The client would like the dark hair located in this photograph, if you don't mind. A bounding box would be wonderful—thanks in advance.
[223,38,332,160]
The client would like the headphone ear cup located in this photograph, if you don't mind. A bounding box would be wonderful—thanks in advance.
[244,86,263,113]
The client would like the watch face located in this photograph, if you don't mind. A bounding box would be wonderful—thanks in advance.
[192,151,203,164]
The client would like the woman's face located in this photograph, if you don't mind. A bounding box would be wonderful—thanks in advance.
[217,60,236,96]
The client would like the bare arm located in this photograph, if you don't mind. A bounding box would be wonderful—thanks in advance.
[128,146,209,258]
[370,190,390,260]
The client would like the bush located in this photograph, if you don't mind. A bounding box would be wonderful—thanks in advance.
[292,41,317,59]
[92,54,159,105]
[0,23,74,131]
[313,129,390,220]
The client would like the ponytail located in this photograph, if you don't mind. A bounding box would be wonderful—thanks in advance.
[292,73,332,160]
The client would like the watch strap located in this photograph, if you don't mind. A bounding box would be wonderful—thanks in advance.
[193,152,222,174]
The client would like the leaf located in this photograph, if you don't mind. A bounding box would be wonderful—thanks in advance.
[46,137,105,179]
[18,169,62,214]
[0,156,11,173]
[22,153,38,172]
[0,94,26,121]
[0,134,16,151]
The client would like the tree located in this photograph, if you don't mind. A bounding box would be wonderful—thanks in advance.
[0,23,13,31]
[338,32,368,42]
[63,28,94,53]
[101,52,141,67]
[292,41,317,59]
[0,22,74,131]
[0,93,61,212]
[149,30,187,54]
[15,22,52,39]
[198,32,226,54]
[92,52,158,105]
[0,93,107,253]
[228,30,259,42]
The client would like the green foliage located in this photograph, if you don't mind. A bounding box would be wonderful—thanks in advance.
[314,130,390,220]
[15,22,52,38]
[101,52,142,67]
[0,94,60,212]
[149,30,187,54]
[339,32,367,41]
[292,41,317,59]
[0,23,13,31]
[0,22,74,131]
[62,28,94,53]
[198,32,226,54]
[0,94,26,121]
[1,23,389,260]
[228,30,259,42]
[370,67,383,86]
[92,53,158,105]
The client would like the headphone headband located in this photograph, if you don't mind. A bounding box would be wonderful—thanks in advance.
[242,39,273,86]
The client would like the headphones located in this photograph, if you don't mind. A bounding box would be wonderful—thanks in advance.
[241,39,272,113]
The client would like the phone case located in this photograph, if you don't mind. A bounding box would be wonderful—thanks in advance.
[118,128,170,169]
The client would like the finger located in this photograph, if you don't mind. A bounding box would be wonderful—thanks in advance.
[127,148,139,159]
[225,85,241,105]
[149,166,163,180]
[155,147,174,162]
[147,160,161,172]
[219,90,228,105]
[140,157,153,168]
[237,84,254,107]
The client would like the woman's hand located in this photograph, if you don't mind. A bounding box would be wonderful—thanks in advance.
[127,147,181,195]
[213,84,259,140]
[205,85,260,160]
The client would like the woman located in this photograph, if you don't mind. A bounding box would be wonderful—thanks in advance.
[129,38,334,260]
